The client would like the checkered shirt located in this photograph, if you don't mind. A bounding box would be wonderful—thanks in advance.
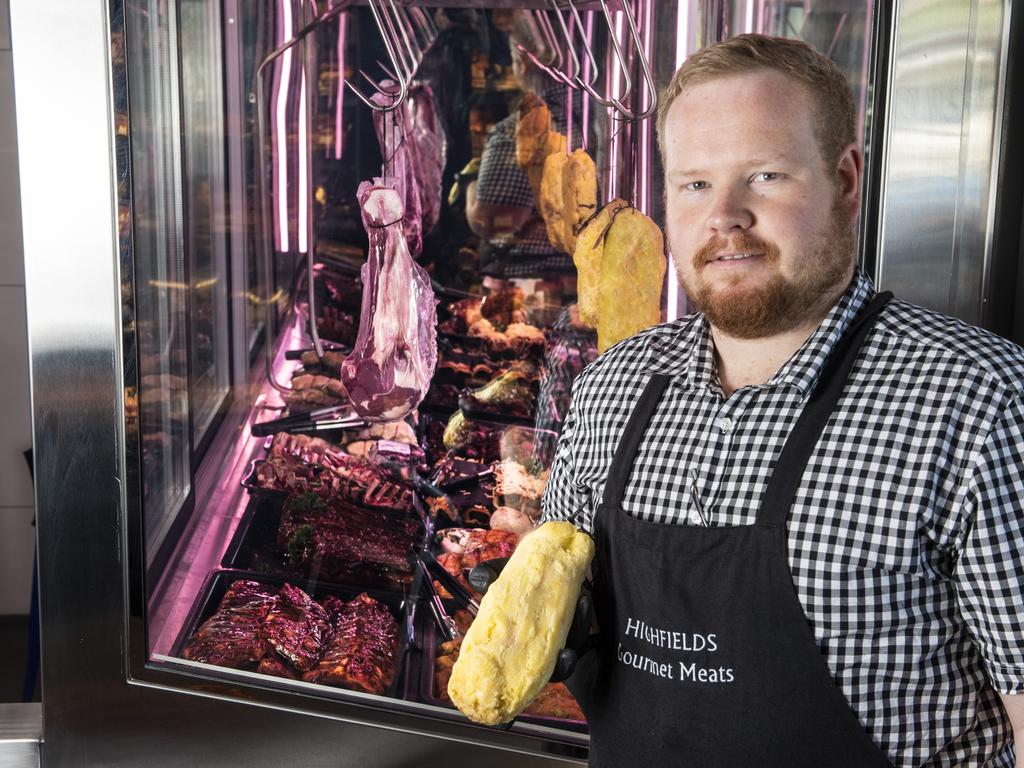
[541,268,1024,767]
[475,85,580,277]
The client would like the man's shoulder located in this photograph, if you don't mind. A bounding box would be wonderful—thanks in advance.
[574,315,701,397]
[879,299,1024,397]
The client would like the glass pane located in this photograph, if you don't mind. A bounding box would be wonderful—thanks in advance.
[125,0,191,562]
[181,0,232,450]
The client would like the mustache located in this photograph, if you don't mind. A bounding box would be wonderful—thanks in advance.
[693,233,779,265]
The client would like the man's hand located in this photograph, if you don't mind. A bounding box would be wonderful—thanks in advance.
[998,692,1024,768]
[468,557,593,682]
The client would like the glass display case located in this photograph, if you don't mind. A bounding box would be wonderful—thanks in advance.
[33,0,1024,764]
[124,0,883,755]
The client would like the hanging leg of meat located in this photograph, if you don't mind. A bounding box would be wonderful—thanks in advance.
[409,83,446,236]
[560,149,598,255]
[572,199,630,328]
[596,208,666,352]
[341,180,438,421]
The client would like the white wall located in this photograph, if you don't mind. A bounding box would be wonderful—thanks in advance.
[0,0,36,616]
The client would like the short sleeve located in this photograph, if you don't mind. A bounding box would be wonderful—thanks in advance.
[541,377,594,534]
[474,124,535,210]
[954,394,1024,694]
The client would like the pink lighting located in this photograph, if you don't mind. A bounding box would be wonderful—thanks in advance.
[605,9,626,201]
[274,0,294,252]
[637,0,653,215]
[583,11,593,155]
[334,12,347,160]
[298,70,308,253]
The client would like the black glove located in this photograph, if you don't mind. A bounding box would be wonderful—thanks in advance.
[468,558,594,683]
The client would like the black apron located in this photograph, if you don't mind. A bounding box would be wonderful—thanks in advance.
[568,293,895,767]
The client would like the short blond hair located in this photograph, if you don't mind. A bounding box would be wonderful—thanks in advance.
[656,34,856,171]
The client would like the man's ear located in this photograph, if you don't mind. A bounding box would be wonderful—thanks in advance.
[835,142,864,222]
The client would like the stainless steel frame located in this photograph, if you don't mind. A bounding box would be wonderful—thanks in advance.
[875,0,1016,323]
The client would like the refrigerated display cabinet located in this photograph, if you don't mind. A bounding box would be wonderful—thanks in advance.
[11,0,1022,765]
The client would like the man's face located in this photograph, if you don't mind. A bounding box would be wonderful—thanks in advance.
[663,69,860,339]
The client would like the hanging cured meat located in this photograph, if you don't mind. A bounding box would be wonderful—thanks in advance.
[340,179,438,422]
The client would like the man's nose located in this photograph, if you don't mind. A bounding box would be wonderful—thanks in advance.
[707,187,753,233]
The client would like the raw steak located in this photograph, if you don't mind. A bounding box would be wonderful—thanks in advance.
[341,180,437,422]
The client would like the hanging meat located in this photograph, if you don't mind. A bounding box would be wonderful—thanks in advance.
[573,198,630,327]
[408,83,446,236]
[340,179,438,422]
[372,85,424,258]
[595,206,666,352]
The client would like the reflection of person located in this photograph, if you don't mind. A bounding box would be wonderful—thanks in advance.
[465,29,581,279]
[542,34,1024,766]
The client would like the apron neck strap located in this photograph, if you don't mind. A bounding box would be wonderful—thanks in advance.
[757,291,894,527]
[601,373,672,507]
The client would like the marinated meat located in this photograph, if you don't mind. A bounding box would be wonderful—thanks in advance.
[266,434,413,512]
[257,655,300,680]
[596,207,666,352]
[182,580,277,668]
[341,180,438,422]
[303,593,399,694]
[279,494,420,586]
[283,374,349,411]
[459,366,539,420]
[433,529,520,599]
[493,459,550,519]
[572,198,630,328]
[260,582,332,673]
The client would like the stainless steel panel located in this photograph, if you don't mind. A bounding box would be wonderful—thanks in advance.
[876,0,1010,322]
[0,702,40,768]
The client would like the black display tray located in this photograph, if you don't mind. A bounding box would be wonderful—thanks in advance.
[172,568,416,700]
[417,620,588,733]
[221,494,422,594]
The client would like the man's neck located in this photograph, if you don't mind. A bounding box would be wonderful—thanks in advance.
[709,281,852,399]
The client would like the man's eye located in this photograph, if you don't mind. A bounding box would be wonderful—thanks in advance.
[684,181,709,192]
[752,172,781,183]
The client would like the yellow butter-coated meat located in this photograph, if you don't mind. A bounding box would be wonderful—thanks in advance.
[447,521,595,726]
[572,198,630,328]
[597,208,666,352]
[539,151,570,253]
[561,149,598,255]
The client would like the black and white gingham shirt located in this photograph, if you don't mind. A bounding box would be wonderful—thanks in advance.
[541,269,1024,767]
[475,85,583,277]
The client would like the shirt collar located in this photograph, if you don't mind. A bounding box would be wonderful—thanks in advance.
[648,268,876,397]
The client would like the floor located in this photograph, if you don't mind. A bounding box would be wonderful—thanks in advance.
[0,615,38,703]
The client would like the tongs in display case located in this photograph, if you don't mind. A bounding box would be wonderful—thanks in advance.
[251,405,366,437]
[415,558,460,642]
[418,549,479,617]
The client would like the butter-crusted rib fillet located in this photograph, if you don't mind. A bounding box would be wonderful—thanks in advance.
[447,521,595,725]
[561,149,598,254]
[572,198,630,328]
[596,207,666,352]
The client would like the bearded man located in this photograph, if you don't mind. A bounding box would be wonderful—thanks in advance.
[541,33,1024,767]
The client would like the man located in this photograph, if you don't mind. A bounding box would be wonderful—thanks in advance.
[541,34,1024,767]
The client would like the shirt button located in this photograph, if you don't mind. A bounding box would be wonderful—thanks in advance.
[717,417,733,433]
